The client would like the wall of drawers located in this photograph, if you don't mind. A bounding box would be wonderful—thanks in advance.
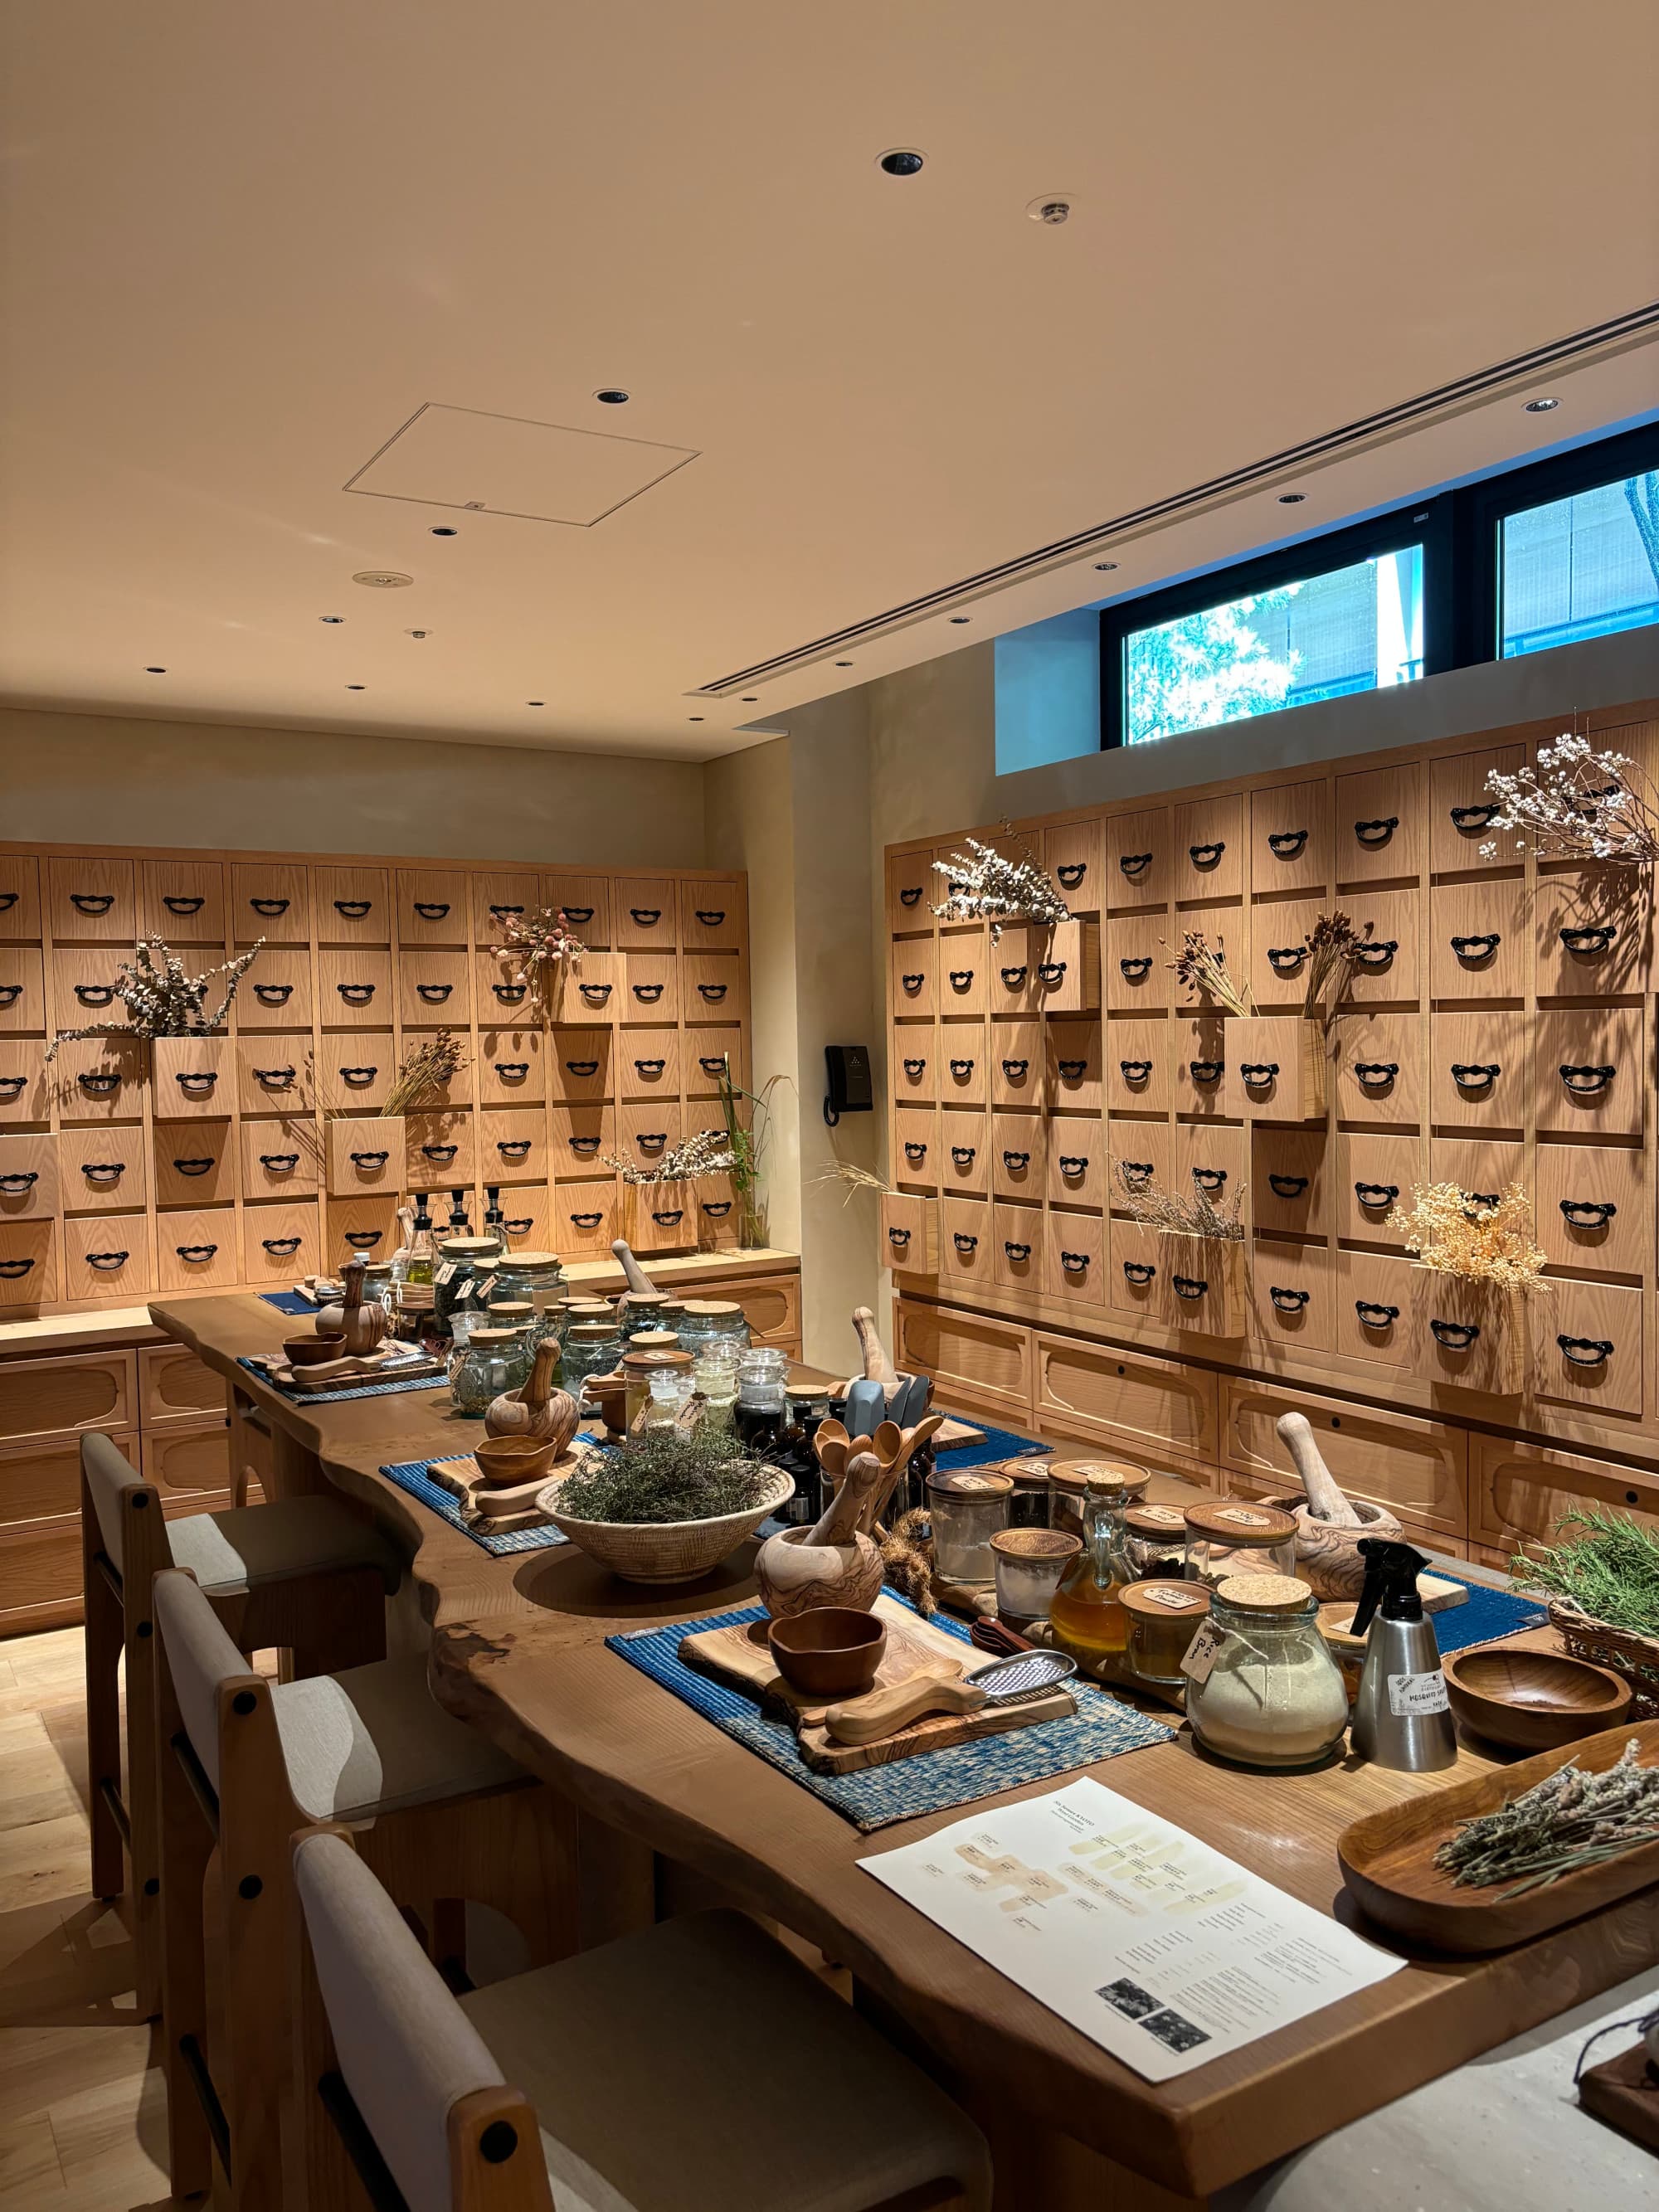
[884,697,1659,1526]
[0,844,752,1316]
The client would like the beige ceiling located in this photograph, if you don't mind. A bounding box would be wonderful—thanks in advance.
[2,2,1657,761]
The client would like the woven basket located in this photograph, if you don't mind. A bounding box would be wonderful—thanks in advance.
[538,1466,794,1584]
[1548,1599,1659,1720]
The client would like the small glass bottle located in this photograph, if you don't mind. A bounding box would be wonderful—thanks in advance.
[403,1194,437,1287]
[1048,1465,1150,1666]
[622,1347,693,1429]
[1048,1457,1150,1544]
[692,1342,741,1435]
[733,1345,790,1452]
[773,1383,829,1526]
[1184,1577,1349,1770]
[479,1186,508,1257]
[387,1203,416,1287]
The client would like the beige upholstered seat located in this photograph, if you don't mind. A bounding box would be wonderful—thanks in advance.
[295,1830,994,2212]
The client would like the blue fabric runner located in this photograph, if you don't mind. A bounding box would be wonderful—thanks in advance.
[260,1289,319,1317]
[237,1354,449,1407]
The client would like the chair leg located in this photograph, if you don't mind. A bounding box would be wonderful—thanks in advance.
[157,1738,218,2201]
[83,1530,124,1903]
[219,1855,289,2212]
[125,1604,164,2019]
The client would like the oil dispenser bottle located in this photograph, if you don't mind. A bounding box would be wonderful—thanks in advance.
[1350,1539,1457,1772]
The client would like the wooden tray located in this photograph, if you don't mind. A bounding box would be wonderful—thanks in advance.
[680,1592,1076,1774]
[1338,1719,1659,1954]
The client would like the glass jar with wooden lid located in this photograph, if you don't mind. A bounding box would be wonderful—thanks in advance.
[990,1528,1080,1626]
[1121,1578,1211,1686]
[1048,1459,1150,1543]
[927,1470,1013,1585]
[564,1297,617,1325]
[1182,1499,1298,1589]
[621,1346,693,1429]
[1184,1575,1349,1769]
[562,1319,624,1392]
[675,1299,751,1357]
[484,1250,567,1348]
[1124,1501,1189,1579]
[450,1325,533,1418]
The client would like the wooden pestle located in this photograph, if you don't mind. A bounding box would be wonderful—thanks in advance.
[1276,1411,1363,1526]
[851,1306,899,1388]
[805,1450,886,1548]
[609,1238,658,1300]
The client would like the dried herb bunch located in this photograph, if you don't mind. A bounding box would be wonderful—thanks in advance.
[46,937,263,1059]
[1478,733,1659,865]
[931,823,1072,942]
[603,1126,736,1185]
[815,1159,893,1207]
[717,1057,785,1246]
[1112,1160,1244,1241]
[1164,929,1254,1018]
[1513,1507,1659,1638]
[382,1028,469,1117]
[1434,1739,1659,1895]
[489,905,588,1020]
[1298,911,1375,1027]
[1397,1181,1549,1294]
[553,1427,776,1525]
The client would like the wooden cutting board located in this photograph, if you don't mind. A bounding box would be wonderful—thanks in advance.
[679,1592,1076,1773]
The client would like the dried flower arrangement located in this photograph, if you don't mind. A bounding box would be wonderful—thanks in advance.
[382,1028,469,1117]
[46,937,263,1059]
[603,1126,737,1186]
[1477,732,1659,864]
[815,1159,893,1207]
[1513,1508,1659,1640]
[1298,910,1376,1027]
[718,1057,786,1246]
[489,905,588,1020]
[931,822,1072,942]
[1111,1159,1244,1241]
[1164,929,1255,1018]
[1397,1181,1549,1294]
[1434,1738,1659,1894]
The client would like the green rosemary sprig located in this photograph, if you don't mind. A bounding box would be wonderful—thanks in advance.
[1513,1506,1659,1638]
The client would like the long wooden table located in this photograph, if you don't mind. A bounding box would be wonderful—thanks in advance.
[152,1294,1658,2205]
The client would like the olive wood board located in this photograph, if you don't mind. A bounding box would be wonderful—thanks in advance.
[427,1454,563,1531]
[1577,2039,1659,2155]
[250,1347,443,1389]
[1337,1719,1659,1954]
[932,1417,985,1447]
[680,1591,1077,1773]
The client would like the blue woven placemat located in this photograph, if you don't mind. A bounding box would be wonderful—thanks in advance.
[260,1289,319,1317]
[238,1354,449,1407]
[606,1601,1175,1832]
[1428,1574,1548,1653]
[379,1456,572,1556]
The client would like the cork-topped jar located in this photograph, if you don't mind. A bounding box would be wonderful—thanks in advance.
[1123,1501,1189,1578]
[1182,1499,1298,1589]
[927,1469,1013,1584]
[1184,1575,1349,1770]
[1121,1578,1211,1685]
[1048,1458,1150,1543]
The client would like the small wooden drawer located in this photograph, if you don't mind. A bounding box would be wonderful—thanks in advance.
[880,1191,938,1274]
[624,953,679,1025]
[0,856,41,941]
[893,1104,939,1189]
[938,1021,988,1108]
[1248,897,1322,1012]
[1535,1141,1647,1276]
[615,1101,680,1174]
[1250,780,1331,894]
[1174,1016,1230,1118]
[1105,914,1169,1012]
[47,857,136,942]
[940,1109,990,1197]
[1171,795,1243,902]
[972,927,1025,1018]
[620,1027,680,1101]
[1471,1434,1658,1556]
[153,1034,233,1119]
[932,846,975,918]
[1105,1017,1169,1114]
[326,1115,403,1195]
[1338,1131,1422,1241]
[0,1422,132,1530]
[679,878,744,950]
[1043,819,1105,912]
[396,1029,472,1110]
[993,1202,1044,1291]
[990,1020,1044,1108]
[626,1181,694,1255]
[238,949,314,1029]
[1159,1232,1243,1339]
[682,950,744,1022]
[51,945,126,1025]
[317,950,392,1023]
[1044,1117,1101,1208]
[243,1120,319,1199]
[1106,807,1170,910]
[61,1216,148,1302]
[1412,1274,1524,1397]
[941,1194,993,1289]
[324,1196,400,1268]
[1331,1013,1422,1125]
[1251,1126,1328,1237]
[243,1200,322,1285]
[140,1418,232,1502]
[53,1038,147,1123]
[1229,1015,1326,1122]
[551,1028,614,1103]
[1248,1237,1331,1354]
[476,1027,545,1107]
[992,1110,1046,1203]
[405,1111,475,1190]
[542,871,613,948]
[155,1209,239,1294]
[684,1028,744,1097]
[1340,888,1420,1004]
[314,866,390,944]
[1174,1120,1244,1218]
[892,1023,937,1105]
[239,1038,314,1114]
[550,1102,615,1182]
[231,863,310,943]
[488,1106,554,1182]
[614,878,678,950]
[1044,1211,1102,1307]
[552,1185,615,1256]
[727,1274,800,1347]
[0,947,46,1034]
[1037,1330,1214,1460]
[0,1131,57,1221]
[542,951,616,1023]
[1429,878,1529,1002]
[1107,1116,1172,1207]
[1533,1280,1644,1417]
[891,939,937,1018]
[1535,1007,1644,1138]
[1429,1135,1525,1222]
[496,1187,552,1250]
[397,869,469,946]
[472,872,542,947]
[1029,919,1100,1014]
[884,850,935,932]
[1221,1376,1465,1539]
[153,1118,237,1207]
[1048,1018,1102,1111]
[1536,867,1653,997]
[1107,1217,1160,1319]
[693,1173,739,1250]
[1429,746,1523,874]
[59,1125,147,1212]
[0,1042,48,1125]
[399,950,469,1025]
[1334,1248,1417,1369]
[1334,764,1423,882]
[899,1298,1029,1415]
[0,1347,135,1444]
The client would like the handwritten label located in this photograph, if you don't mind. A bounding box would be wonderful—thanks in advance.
[1214,1508,1272,1528]
[1180,1620,1226,1684]
[1387,1670,1451,1719]
[1141,1585,1205,1612]
[433,1262,459,1286]
[1137,1505,1185,1526]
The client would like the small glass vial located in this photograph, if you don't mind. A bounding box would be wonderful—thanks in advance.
[644,1364,695,1428]
[1183,1500,1299,1590]
[990,1528,1080,1626]
[450,1325,532,1418]
[733,1346,790,1453]
[927,1470,1013,1586]
[1184,1576,1349,1771]
[1124,1502,1190,1579]
[622,1347,693,1430]
[773,1383,829,1526]
[403,1194,437,1286]
[1121,1578,1212,1687]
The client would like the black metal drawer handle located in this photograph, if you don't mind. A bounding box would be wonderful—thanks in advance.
[262,1236,302,1257]
[0,895,17,913]
[256,1066,299,1087]
[0,1171,37,1194]
[337,984,376,1004]
[1350,940,1398,966]
[697,983,728,1002]
[499,1218,531,1237]
[1057,1058,1087,1080]
[1036,961,1067,986]
[86,1251,129,1271]
[944,879,967,898]
[1121,1260,1155,1287]
[349,1150,391,1169]
[1119,852,1153,879]
[1429,1319,1480,1351]
[250,897,289,916]
[948,1058,975,1077]
[1451,1062,1500,1088]
[416,984,452,1004]
[78,1072,122,1095]
[632,983,664,1003]
[1267,830,1307,858]
[1119,1058,1151,1082]
[1450,804,1497,831]
[1191,1168,1227,1194]
[693,908,726,926]
[171,1157,215,1176]
[340,1228,382,1249]
[0,987,22,1009]
[1267,945,1306,974]
[1000,1057,1029,1079]
[75,984,115,1007]
[1119,1159,1153,1186]
[1268,1174,1309,1198]
[630,907,662,926]
[1000,965,1029,988]
[1461,1191,1500,1215]
[413,902,451,921]
[174,1072,218,1096]
[1355,1300,1399,1327]
[570,1211,606,1230]
[490,904,526,920]
[333,899,372,919]
[0,1077,27,1101]
[1004,1241,1031,1262]
[1558,1335,1613,1368]
[900,972,926,993]
[1118,957,1151,982]
[1354,1062,1398,1088]
[1559,1063,1614,1096]
[888,1227,912,1249]
[1188,1058,1224,1084]
[898,887,923,907]
[421,1144,459,1164]
[82,1162,127,1184]
[1559,1199,1617,1228]
[259,1152,299,1171]
[175,1244,218,1262]
[1188,841,1225,868]
[497,1139,533,1160]
[494,1062,530,1079]
[703,1200,732,1218]
[1062,1250,1092,1273]
[703,1054,733,1076]
[163,894,205,916]
[1171,1274,1209,1300]
[339,1067,377,1087]
[634,1058,667,1076]
[253,984,294,1005]
[1239,1062,1279,1085]
[1003,1150,1031,1170]
[903,1141,928,1164]
[0,1257,36,1278]
[564,1060,600,1077]
[494,982,528,1005]
[1355,1181,1399,1208]
[1354,816,1399,846]
[952,1232,979,1255]
[1056,863,1087,890]
[637,1132,667,1150]
[1559,926,1616,955]
[70,892,114,915]
[1269,1286,1310,1312]
[1058,1155,1088,1177]
[947,969,975,989]
[577,981,613,1008]
[950,1145,976,1169]
[1450,934,1500,960]
[651,1209,684,1228]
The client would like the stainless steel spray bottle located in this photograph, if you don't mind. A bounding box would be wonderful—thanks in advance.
[1350,1538,1457,1772]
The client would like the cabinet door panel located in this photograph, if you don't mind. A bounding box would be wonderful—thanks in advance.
[1044,1115,1101,1208]
[898,1300,1029,1413]
[1105,1018,1168,1114]
[59,1125,148,1212]
[397,869,469,947]
[1337,1131,1423,1242]
[1428,746,1523,874]
[1172,795,1242,902]
[314,867,390,945]
[613,878,678,950]
[938,1021,987,1109]
[993,1202,1044,1293]
[1428,1012,1528,1130]
[1048,1212,1105,1309]
[1250,780,1331,894]
[244,1200,322,1285]
[238,949,314,1030]
[1105,808,1170,909]
[61,1217,150,1303]
[47,858,137,943]
[1251,1126,1328,1237]
[546,872,615,949]
[892,1023,937,1106]
[1535,1008,1644,1138]
[1472,1434,1659,1555]
[993,1111,1046,1203]
[1429,878,1528,1002]
[1535,1141,1648,1276]
[678,878,745,951]
[0,948,47,1035]
[1532,1280,1644,1418]
[1222,1378,1465,1538]
[1335,764,1423,882]
[940,1195,993,1292]
[1248,1238,1331,1354]
[489,1107,554,1183]
[155,1209,239,1293]
[1334,1248,1416,1369]
[937,927,988,1018]
[1042,820,1104,913]
[940,1109,990,1198]
[231,863,309,944]
[1038,1334,1214,1461]
[1535,867,1653,997]
[1048,1019,1102,1112]
[476,1027,545,1108]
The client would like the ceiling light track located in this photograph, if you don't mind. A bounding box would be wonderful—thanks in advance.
[692,298,1659,696]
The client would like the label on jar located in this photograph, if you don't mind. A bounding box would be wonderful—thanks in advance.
[1214,1508,1272,1527]
[1180,1621,1226,1684]
[1387,1670,1451,1718]
[434,1262,459,1286]
[1138,1505,1185,1525]
[1141,1585,1204,1612]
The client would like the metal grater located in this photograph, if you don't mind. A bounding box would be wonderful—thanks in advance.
[964,1650,1078,1705]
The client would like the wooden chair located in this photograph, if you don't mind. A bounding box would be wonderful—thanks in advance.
[291,1827,993,2212]
[153,1567,574,2212]
[80,1430,398,2017]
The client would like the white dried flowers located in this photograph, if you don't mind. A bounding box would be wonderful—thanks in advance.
[1478,734,1659,865]
[932,824,1072,942]
[46,937,263,1059]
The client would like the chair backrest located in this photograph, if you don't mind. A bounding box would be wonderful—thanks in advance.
[80,1431,167,1581]
[153,1567,250,1795]
[293,1830,508,2212]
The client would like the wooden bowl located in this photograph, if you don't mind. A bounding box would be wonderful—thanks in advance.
[284,1333,346,1367]
[1443,1643,1632,1751]
[473,1435,559,1489]
[768,1608,887,1699]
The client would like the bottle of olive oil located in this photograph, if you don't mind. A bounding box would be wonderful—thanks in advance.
[1048,1466,1147,1666]
[403,1193,436,1287]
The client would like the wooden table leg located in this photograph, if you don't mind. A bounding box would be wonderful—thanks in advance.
[576,1808,657,1949]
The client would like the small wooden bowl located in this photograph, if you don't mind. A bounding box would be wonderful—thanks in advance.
[474,1435,559,1489]
[768,1608,887,1699]
[284,1333,346,1367]
[1443,1643,1632,1752]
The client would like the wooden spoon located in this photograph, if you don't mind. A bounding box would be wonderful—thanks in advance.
[825,1660,979,1746]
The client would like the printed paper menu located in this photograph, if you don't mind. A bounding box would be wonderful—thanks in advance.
[860,1777,1403,2081]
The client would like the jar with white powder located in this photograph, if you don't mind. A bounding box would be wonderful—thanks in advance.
[1184,1575,1349,1770]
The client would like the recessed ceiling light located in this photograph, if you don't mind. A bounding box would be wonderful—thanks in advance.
[145,665,166,673]
[878,148,925,177]
[346,683,366,691]
[1093,560,1118,572]
[430,525,460,537]
[353,569,414,586]
[1025,196,1073,225]
[1277,492,1306,505]
[1525,396,1561,413]
[527,701,544,707]
[319,614,345,624]
[741,695,758,702]
[594,389,630,406]
[835,659,854,668]
[949,615,971,625]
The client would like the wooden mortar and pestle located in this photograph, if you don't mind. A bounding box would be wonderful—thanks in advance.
[756,1448,886,1619]
[1263,1411,1403,1600]
[484,1341,578,1444]
[315,1259,388,1357]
